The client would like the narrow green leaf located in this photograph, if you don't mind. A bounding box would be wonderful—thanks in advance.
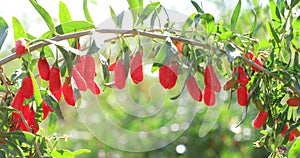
[57,47,73,75]
[99,53,109,83]
[136,2,160,25]
[29,71,42,107]
[83,0,94,23]
[291,0,300,8]
[150,5,162,29]
[55,20,95,35]
[231,0,241,31]
[1,131,35,145]
[59,1,72,23]
[191,0,204,13]
[2,140,24,157]
[12,17,27,42]
[110,6,118,27]
[86,40,100,55]
[47,112,57,134]
[288,137,300,157]
[43,95,64,119]
[43,39,80,55]
[292,16,300,30]
[0,17,8,50]
[127,0,141,24]
[269,0,281,29]
[266,21,280,43]
[201,13,215,35]
[51,149,74,157]
[29,0,55,33]
[73,149,91,156]
[218,31,234,40]
[181,13,196,37]
[117,11,125,29]
[249,9,257,37]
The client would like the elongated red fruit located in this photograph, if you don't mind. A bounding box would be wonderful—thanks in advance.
[38,57,50,80]
[49,66,62,92]
[186,75,202,102]
[287,97,300,106]
[253,111,268,129]
[72,67,87,91]
[130,53,143,84]
[108,61,116,71]
[75,56,86,75]
[237,86,248,106]
[87,80,101,95]
[114,60,127,89]
[21,75,34,99]
[204,86,216,106]
[223,78,237,91]
[204,64,221,92]
[233,66,249,85]
[62,84,76,106]
[42,101,53,120]
[280,124,295,142]
[11,90,25,110]
[52,89,62,102]
[245,52,264,72]
[15,38,26,55]
[83,55,96,82]
[159,63,178,89]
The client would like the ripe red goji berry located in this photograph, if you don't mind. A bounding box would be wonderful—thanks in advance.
[49,66,62,92]
[245,52,264,72]
[87,80,101,95]
[287,97,300,106]
[11,90,24,110]
[204,86,216,106]
[75,56,86,74]
[159,63,178,89]
[21,75,34,99]
[72,67,87,91]
[108,61,116,71]
[42,101,53,120]
[52,89,62,102]
[280,124,295,142]
[223,78,237,91]
[237,86,248,106]
[204,64,221,92]
[253,111,268,129]
[15,38,26,55]
[38,57,50,80]
[62,84,76,106]
[186,75,202,102]
[233,66,249,85]
[114,60,127,89]
[130,53,143,84]
[21,104,39,133]
[83,55,96,82]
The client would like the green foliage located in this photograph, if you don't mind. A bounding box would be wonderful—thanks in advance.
[0,16,8,50]
[12,17,27,42]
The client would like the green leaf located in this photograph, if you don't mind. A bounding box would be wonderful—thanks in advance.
[29,71,42,107]
[57,47,73,75]
[86,40,100,55]
[266,20,280,43]
[43,95,64,119]
[51,149,74,158]
[218,31,234,40]
[59,1,72,23]
[56,21,95,35]
[29,0,55,33]
[47,112,57,134]
[269,0,281,29]
[1,132,35,145]
[292,16,300,30]
[150,5,162,29]
[83,0,94,24]
[191,0,204,13]
[291,0,300,8]
[0,17,8,50]
[249,10,257,37]
[127,0,142,24]
[110,6,118,27]
[136,2,160,25]
[2,140,24,157]
[73,149,91,156]
[12,17,27,42]
[181,13,196,37]
[43,39,81,55]
[99,53,109,84]
[201,13,215,35]
[289,138,300,157]
[231,0,241,31]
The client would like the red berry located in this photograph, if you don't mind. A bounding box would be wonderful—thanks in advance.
[186,75,202,102]
[287,97,300,106]
[38,57,50,80]
[108,61,116,71]
[62,84,76,106]
[204,64,221,92]
[176,42,183,52]
[130,53,143,84]
[15,38,26,55]
[159,63,178,89]
[21,75,34,99]
[42,101,53,120]
[87,80,101,95]
[253,111,268,129]
[237,86,248,106]
[83,55,96,82]
[114,60,127,89]
[52,88,62,102]
[49,66,62,92]
[75,56,86,75]
[11,90,25,110]
[280,124,295,142]
[223,78,237,91]
[204,86,216,106]
[72,67,87,91]
[244,52,264,72]
[233,66,249,85]
[20,104,39,133]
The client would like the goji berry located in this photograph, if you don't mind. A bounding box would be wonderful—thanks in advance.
[204,64,221,92]
[42,101,53,120]
[83,55,96,82]
[114,60,127,89]
[87,80,101,95]
[72,67,87,91]
[237,86,248,106]
[15,38,26,55]
[11,90,24,110]
[253,111,268,129]
[233,66,249,85]
[21,75,34,99]
[38,57,50,80]
[287,97,300,106]
[176,41,183,52]
[223,78,237,91]
[49,66,61,92]
[52,88,62,102]
[108,61,116,71]
[75,56,86,74]
[159,63,178,89]
[62,84,76,106]
[20,104,39,133]
[204,86,216,106]
[245,52,264,72]
[186,75,202,102]
[280,124,295,142]
[130,53,143,84]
